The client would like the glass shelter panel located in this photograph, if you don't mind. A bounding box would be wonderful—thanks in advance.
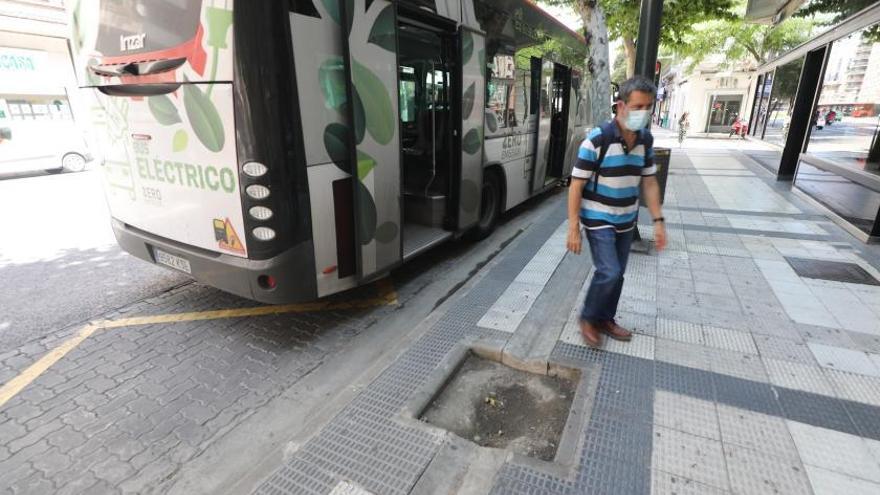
[763,57,804,146]
[807,27,880,177]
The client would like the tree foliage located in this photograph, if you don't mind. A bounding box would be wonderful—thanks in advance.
[796,0,880,42]
[674,16,814,68]
[544,0,736,77]
[611,47,628,83]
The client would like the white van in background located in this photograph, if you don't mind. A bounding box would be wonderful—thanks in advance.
[0,94,93,175]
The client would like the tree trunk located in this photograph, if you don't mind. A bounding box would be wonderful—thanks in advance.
[578,2,613,126]
[623,36,636,79]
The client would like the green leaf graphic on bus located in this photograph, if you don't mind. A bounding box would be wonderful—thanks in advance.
[205,7,234,49]
[324,123,351,174]
[71,0,84,52]
[462,128,482,155]
[352,60,394,145]
[184,82,225,153]
[173,130,189,152]
[368,5,396,52]
[487,112,499,133]
[319,57,347,110]
[148,95,182,126]
[356,181,377,244]
[357,150,376,180]
[352,88,366,144]
[463,82,476,120]
[375,221,398,244]
[462,32,474,66]
[321,0,354,35]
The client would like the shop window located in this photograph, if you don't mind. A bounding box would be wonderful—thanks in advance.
[806,27,880,177]
[5,96,72,121]
[763,57,804,146]
[752,72,774,137]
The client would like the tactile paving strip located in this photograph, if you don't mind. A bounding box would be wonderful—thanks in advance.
[254,209,568,494]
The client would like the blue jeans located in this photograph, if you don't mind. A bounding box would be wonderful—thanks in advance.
[580,227,635,323]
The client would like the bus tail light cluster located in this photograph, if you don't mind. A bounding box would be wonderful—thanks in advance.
[242,161,276,242]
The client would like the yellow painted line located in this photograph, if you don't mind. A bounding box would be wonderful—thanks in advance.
[0,324,100,408]
[0,280,398,409]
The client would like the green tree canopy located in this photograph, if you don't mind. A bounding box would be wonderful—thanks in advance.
[796,0,880,42]
[543,0,737,77]
[674,16,814,69]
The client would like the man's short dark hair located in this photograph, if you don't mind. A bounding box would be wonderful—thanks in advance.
[619,76,657,103]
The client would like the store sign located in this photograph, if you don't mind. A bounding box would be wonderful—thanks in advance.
[0,48,46,73]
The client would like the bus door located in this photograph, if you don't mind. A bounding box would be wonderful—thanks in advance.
[546,64,572,181]
[395,7,459,258]
[530,59,554,193]
[340,0,405,278]
[456,27,486,231]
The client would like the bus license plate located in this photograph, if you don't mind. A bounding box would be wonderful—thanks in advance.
[155,249,192,274]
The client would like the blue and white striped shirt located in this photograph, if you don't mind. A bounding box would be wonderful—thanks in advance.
[572,121,656,232]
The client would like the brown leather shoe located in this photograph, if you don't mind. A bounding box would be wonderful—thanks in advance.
[579,319,602,348]
[602,320,633,341]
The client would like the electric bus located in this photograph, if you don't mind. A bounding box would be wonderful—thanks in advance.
[69,0,590,303]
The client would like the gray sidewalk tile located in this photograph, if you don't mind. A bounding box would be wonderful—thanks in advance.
[713,374,782,416]
[655,339,712,372]
[651,470,731,495]
[809,344,880,377]
[798,324,858,349]
[655,319,704,345]
[845,401,880,440]
[653,391,720,440]
[707,348,768,383]
[716,405,799,460]
[654,362,716,402]
[764,359,837,396]
[824,369,880,407]
[788,420,880,483]
[754,335,817,365]
[722,443,812,495]
[775,388,862,437]
[651,426,729,490]
[805,465,880,495]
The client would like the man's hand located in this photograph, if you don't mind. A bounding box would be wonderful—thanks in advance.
[567,226,582,255]
[654,222,667,252]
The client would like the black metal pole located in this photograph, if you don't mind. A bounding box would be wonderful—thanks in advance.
[632,0,664,248]
[635,0,664,79]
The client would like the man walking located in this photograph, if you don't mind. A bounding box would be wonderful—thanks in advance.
[566,76,667,348]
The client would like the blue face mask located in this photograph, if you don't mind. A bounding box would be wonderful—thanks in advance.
[624,109,651,131]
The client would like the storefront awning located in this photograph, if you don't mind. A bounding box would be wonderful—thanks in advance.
[744,0,806,24]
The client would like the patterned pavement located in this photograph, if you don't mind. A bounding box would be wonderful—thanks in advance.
[258,136,880,494]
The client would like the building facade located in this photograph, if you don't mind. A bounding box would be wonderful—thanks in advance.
[0,0,93,172]
[659,57,759,136]
[749,3,880,242]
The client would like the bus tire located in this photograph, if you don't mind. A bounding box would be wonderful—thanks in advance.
[61,153,88,173]
[465,171,501,241]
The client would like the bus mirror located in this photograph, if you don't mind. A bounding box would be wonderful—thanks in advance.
[0,127,10,141]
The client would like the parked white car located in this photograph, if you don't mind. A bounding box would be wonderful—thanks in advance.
[0,122,94,175]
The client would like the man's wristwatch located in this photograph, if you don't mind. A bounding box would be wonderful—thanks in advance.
[652,217,665,223]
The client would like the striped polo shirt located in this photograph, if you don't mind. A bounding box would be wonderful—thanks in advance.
[572,120,657,232]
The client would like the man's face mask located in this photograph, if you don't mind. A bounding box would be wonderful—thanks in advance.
[624,107,651,131]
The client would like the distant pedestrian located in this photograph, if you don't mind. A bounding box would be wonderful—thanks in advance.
[677,112,689,147]
[566,76,667,348]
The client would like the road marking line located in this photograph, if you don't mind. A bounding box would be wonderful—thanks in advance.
[0,324,99,407]
[0,280,398,409]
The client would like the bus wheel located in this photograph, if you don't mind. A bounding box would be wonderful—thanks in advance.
[61,153,87,173]
[466,171,501,241]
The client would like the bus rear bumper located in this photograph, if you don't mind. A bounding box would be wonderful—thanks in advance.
[111,219,318,305]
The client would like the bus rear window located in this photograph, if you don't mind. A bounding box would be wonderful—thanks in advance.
[95,0,203,58]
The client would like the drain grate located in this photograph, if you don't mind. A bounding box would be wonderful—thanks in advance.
[785,257,880,286]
